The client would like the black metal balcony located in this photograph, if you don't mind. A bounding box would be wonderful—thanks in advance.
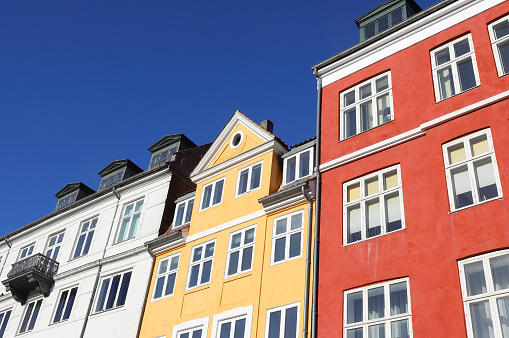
[2,254,59,305]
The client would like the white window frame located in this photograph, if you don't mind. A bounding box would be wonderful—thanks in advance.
[211,305,253,338]
[235,161,263,197]
[340,71,394,140]
[264,302,300,338]
[51,285,78,324]
[442,129,502,212]
[173,198,194,230]
[93,270,132,313]
[152,252,181,301]
[271,210,304,266]
[344,278,413,338]
[18,243,35,261]
[150,146,178,169]
[0,308,12,338]
[283,148,314,185]
[18,297,43,334]
[225,225,256,279]
[343,165,405,245]
[55,191,78,211]
[72,216,98,260]
[488,15,509,77]
[45,230,65,261]
[459,249,509,338]
[199,178,225,211]
[431,34,481,101]
[99,168,125,190]
[186,240,216,290]
[115,198,144,243]
[171,317,209,338]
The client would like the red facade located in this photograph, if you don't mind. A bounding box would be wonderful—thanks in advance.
[315,1,509,337]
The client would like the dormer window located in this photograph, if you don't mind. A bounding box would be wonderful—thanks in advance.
[55,192,78,211]
[363,8,403,39]
[149,146,177,170]
[98,169,125,190]
[283,148,313,185]
[54,182,95,212]
[173,198,194,230]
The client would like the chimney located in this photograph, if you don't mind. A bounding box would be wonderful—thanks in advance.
[260,119,273,133]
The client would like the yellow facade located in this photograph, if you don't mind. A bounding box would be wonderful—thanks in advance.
[139,111,315,338]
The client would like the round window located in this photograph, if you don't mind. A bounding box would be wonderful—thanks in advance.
[230,131,244,149]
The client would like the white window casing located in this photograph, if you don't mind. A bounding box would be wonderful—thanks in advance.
[94,270,132,313]
[72,216,98,260]
[171,317,209,338]
[283,148,313,185]
[488,15,509,77]
[225,225,256,279]
[271,210,304,265]
[0,309,11,338]
[18,243,35,261]
[152,253,180,301]
[173,198,194,230]
[18,298,43,334]
[265,302,300,338]
[186,240,216,290]
[51,286,78,324]
[116,198,144,243]
[45,230,65,261]
[235,161,263,197]
[199,178,226,212]
[211,305,254,338]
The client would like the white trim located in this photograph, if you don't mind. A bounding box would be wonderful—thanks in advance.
[198,177,225,212]
[185,239,216,291]
[18,296,44,334]
[320,90,509,173]
[488,14,509,77]
[264,302,300,338]
[224,225,256,279]
[283,148,314,185]
[151,252,181,302]
[270,210,305,266]
[235,161,263,198]
[49,285,79,325]
[114,197,145,244]
[172,197,194,230]
[186,210,265,244]
[70,216,99,261]
[171,316,209,338]
[210,305,254,338]
[230,131,245,149]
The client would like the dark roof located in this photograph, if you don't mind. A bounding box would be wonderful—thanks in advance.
[290,136,316,149]
[354,0,422,25]
[55,182,95,198]
[148,134,197,153]
[98,159,142,177]
[235,110,290,151]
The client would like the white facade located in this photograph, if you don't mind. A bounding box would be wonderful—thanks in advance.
[0,167,172,338]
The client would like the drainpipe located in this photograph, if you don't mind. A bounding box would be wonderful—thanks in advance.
[311,70,323,338]
[135,245,157,338]
[79,187,121,338]
[301,184,313,338]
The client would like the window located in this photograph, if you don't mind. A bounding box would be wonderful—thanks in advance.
[18,243,35,261]
[187,240,215,290]
[52,286,78,323]
[116,199,144,243]
[340,72,393,140]
[271,211,303,265]
[225,226,255,278]
[265,303,299,338]
[99,169,124,190]
[431,34,480,101]
[344,278,412,338]
[236,162,262,197]
[284,149,313,185]
[200,178,225,211]
[212,306,253,338]
[0,309,11,338]
[343,165,404,245]
[488,15,509,77]
[45,231,65,261]
[153,253,180,301]
[172,317,209,338]
[94,270,132,313]
[230,131,244,149]
[174,198,194,229]
[363,8,404,40]
[73,217,98,259]
[55,192,77,210]
[150,146,178,169]
[459,250,509,338]
[443,129,502,211]
[18,298,42,334]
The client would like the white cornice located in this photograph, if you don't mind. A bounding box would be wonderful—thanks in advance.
[320,91,509,172]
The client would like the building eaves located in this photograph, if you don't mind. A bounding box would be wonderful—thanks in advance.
[311,0,458,72]
[259,177,316,205]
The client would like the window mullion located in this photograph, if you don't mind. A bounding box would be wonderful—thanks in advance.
[467,161,479,204]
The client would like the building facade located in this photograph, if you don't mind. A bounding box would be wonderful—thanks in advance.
[0,134,208,338]
[138,111,316,338]
[313,0,509,337]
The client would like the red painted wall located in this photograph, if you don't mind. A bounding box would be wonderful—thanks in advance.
[318,2,509,337]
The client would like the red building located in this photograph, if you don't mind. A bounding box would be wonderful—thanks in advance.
[312,0,509,337]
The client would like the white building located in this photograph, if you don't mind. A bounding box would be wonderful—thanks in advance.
[0,134,209,338]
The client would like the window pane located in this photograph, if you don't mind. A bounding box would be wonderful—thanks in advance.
[192,329,202,338]
[344,91,355,106]
[291,213,302,230]
[368,287,385,319]
[241,246,253,271]
[228,251,240,276]
[347,328,364,338]
[213,180,224,205]
[245,228,255,244]
[348,183,361,202]
[0,311,11,338]
[391,319,410,338]
[366,200,381,238]
[436,48,451,65]
[231,233,242,249]
[189,265,200,288]
[234,318,246,338]
[83,231,94,256]
[286,157,296,183]
[117,218,130,242]
[366,178,379,196]
[96,279,110,312]
[475,159,498,201]
[63,287,77,320]
[20,302,34,333]
[128,213,140,239]
[497,296,509,338]
[378,15,389,33]
[106,275,121,309]
[360,83,372,99]
[135,200,144,212]
[385,194,402,232]
[384,171,398,190]
[299,151,310,178]
[289,233,301,258]
[159,259,169,274]
[377,94,391,125]
[438,66,455,99]
[454,39,470,57]
[465,261,487,296]
[491,254,509,291]
[220,322,231,338]
[165,273,177,296]
[201,260,212,284]
[347,291,363,324]
[345,108,357,138]
[193,247,203,262]
[449,144,466,164]
[276,219,287,235]
[348,206,362,243]
[365,22,375,39]
[154,277,165,299]
[391,8,403,25]
[205,243,215,258]
[368,323,385,338]
[268,310,281,338]
[494,21,509,39]
[170,256,179,270]
[457,58,477,91]
[185,200,194,224]
[175,204,186,226]
[470,300,495,338]
[54,290,67,322]
[202,186,212,209]
[452,167,473,208]
[376,76,389,92]
[361,101,373,132]
[27,300,41,331]
[471,136,489,157]
[274,238,286,262]
[284,306,298,338]
[238,170,249,195]
[498,41,509,75]
[250,164,262,190]
[390,282,408,315]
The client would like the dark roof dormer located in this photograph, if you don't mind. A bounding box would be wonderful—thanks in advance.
[147,134,197,170]
[54,182,95,211]
[97,159,143,191]
[356,0,422,42]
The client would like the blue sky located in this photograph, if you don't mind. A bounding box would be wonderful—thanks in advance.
[0,0,437,236]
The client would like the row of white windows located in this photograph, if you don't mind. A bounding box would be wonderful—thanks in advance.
[340,15,509,140]
[344,128,502,245]
[16,198,146,263]
[154,210,305,300]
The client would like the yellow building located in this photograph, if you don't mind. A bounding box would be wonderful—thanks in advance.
[138,111,316,338]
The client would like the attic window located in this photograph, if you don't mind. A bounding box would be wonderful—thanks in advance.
[99,169,124,190]
[55,192,78,211]
[149,146,177,169]
[362,7,404,40]
[230,131,244,149]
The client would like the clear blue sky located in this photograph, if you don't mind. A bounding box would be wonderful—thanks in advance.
[0,0,438,236]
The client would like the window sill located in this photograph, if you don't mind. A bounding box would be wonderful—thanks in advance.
[342,227,406,247]
[224,271,253,282]
[184,284,211,294]
[339,120,394,142]
[270,254,303,267]
[90,305,126,317]
[435,84,480,103]
[448,196,503,214]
